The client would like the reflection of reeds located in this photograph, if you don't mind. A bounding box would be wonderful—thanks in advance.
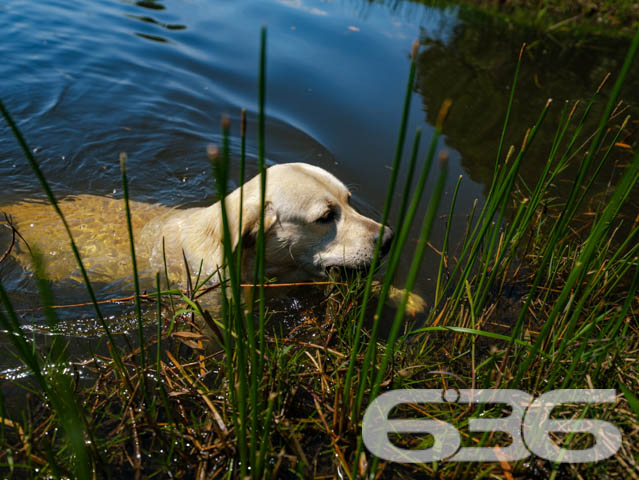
[0,26,638,480]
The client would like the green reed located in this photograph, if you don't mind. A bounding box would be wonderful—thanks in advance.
[155,272,162,391]
[505,87,633,354]
[518,151,639,387]
[434,173,462,305]
[239,105,262,470]
[256,26,268,373]
[454,42,525,286]
[210,120,249,477]
[120,152,148,406]
[438,97,553,324]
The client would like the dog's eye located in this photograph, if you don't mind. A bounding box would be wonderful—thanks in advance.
[315,209,336,224]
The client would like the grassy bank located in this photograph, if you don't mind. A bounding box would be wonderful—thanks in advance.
[423,0,639,37]
[1,26,639,480]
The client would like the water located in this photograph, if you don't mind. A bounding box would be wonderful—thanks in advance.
[0,0,637,367]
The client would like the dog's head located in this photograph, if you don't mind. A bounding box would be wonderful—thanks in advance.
[231,163,392,282]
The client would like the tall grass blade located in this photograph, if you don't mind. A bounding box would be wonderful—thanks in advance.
[239,107,260,470]
[211,117,250,476]
[120,152,147,395]
[435,174,462,305]
[256,26,268,376]
[155,272,163,395]
[495,44,525,169]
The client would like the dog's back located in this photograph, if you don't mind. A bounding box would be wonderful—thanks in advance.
[2,195,168,283]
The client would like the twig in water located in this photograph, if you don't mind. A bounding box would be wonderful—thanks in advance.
[1,213,31,264]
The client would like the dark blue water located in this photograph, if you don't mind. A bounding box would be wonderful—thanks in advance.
[0,0,468,201]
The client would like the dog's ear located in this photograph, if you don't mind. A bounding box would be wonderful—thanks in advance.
[220,196,277,251]
[237,201,277,249]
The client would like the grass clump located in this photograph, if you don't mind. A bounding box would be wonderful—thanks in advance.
[0,25,638,480]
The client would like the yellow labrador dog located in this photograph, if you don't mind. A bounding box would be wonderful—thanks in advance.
[152,162,394,284]
[2,163,394,288]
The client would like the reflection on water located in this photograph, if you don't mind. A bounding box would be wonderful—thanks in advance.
[416,8,638,196]
[0,0,637,365]
[135,32,170,43]
[126,14,186,30]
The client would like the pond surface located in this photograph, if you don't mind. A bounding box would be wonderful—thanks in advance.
[0,0,637,369]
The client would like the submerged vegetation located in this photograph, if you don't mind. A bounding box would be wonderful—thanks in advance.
[1,23,639,480]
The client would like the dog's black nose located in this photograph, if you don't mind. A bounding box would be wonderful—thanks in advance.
[380,226,393,256]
